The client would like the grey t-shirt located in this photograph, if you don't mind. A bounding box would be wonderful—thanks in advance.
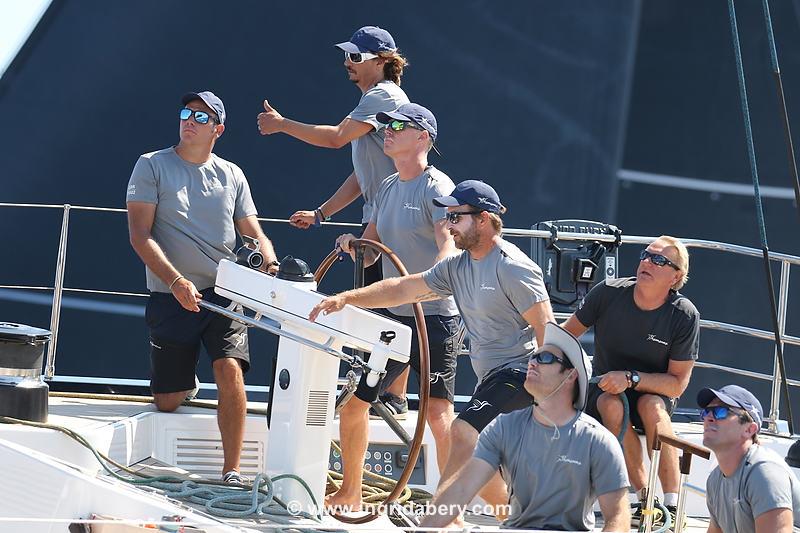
[706,444,800,532]
[371,166,458,317]
[422,240,549,380]
[348,80,409,223]
[126,147,257,292]
[475,407,629,531]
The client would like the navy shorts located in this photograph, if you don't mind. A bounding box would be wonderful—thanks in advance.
[457,365,535,432]
[585,382,677,429]
[355,311,460,403]
[145,288,250,394]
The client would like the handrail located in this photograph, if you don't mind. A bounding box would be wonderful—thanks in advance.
[1,202,798,431]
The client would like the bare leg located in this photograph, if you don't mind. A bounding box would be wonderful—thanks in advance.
[597,392,646,490]
[440,419,509,522]
[213,358,246,475]
[638,395,680,494]
[152,390,192,412]
[426,398,455,472]
[383,366,410,399]
[326,396,370,512]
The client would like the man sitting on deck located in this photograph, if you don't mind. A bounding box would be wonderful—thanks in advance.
[419,322,631,531]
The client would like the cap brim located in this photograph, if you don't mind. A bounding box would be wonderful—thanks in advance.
[376,110,412,124]
[432,195,462,208]
[543,322,592,410]
[335,41,366,53]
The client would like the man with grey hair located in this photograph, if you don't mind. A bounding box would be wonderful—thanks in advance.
[420,323,631,531]
[699,384,799,532]
[562,235,699,525]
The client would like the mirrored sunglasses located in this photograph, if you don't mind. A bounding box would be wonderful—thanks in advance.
[180,108,216,125]
[701,405,749,421]
[388,120,424,132]
[445,210,483,224]
[640,249,680,270]
[345,50,378,64]
[529,350,573,368]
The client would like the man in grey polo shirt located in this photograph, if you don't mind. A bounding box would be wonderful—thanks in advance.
[328,103,459,510]
[127,91,278,484]
[699,385,800,532]
[310,180,554,517]
[421,323,630,531]
[257,25,409,286]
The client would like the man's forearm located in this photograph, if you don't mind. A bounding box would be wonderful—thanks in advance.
[342,275,437,309]
[131,237,180,286]
[320,172,362,218]
[280,119,348,149]
[636,370,690,398]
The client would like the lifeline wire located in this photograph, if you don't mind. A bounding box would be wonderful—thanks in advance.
[727,0,794,434]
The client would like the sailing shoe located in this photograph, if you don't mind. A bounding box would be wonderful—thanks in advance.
[222,470,247,485]
[664,505,684,532]
[369,393,409,420]
[631,501,665,530]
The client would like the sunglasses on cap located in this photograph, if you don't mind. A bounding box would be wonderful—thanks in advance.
[640,249,680,270]
[345,50,378,64]
[387,120,424,133]
[445,210,483,224]
[529,350,574,368]
[180,107,217,125]
[701,405,751,421]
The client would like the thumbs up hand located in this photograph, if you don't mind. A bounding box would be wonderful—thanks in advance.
[257,99,284,135]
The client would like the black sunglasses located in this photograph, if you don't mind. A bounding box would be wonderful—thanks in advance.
[640,249,680,270]
[701,405,750,421]
[529,350,573,368]
[387,120,424,132]
[180,107,217,125]
[445,210,483,224]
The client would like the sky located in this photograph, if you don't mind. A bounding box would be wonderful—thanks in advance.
[0,0,52,77]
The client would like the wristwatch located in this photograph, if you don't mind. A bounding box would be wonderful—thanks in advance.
[627,370,640,389]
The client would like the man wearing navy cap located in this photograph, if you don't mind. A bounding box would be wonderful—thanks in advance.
[699,385,799,532]
[310,180,554,518]
[329,103,458,511]
[128,91,278,485]
[257,26,410,285]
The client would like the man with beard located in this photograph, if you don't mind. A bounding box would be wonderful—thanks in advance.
[310,180,554,518]
[699,385,799,532]
[257,25,409,288]
[562,236,700,526]
[420,323,630,532]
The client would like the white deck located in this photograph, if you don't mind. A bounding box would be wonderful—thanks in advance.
[2,394,797,532]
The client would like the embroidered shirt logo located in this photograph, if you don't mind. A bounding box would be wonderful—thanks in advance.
[480,283,496,291]
[556,455,582,465]
[466,400,491,412]
[127,184,136,196]
[646,334,668,346]
[403,202,421,211]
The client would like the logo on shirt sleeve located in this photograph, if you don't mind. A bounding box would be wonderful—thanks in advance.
[127,184,136,196]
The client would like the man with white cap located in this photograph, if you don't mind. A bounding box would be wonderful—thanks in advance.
[257,25,409,287]
[420,323,631,531]
[698,384,800,532]
[310,179,554,516]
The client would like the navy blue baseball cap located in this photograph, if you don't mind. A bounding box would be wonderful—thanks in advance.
[181,91,226,124]
[433,180,506,214]
[335,26,396,54]
[378,102,438,138]
[697,385,764,431]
